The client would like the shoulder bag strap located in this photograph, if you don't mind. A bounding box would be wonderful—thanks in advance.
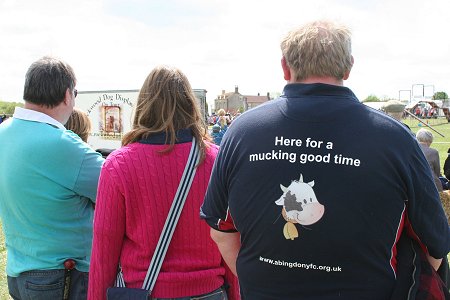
[142,137,200,291]
[114,137,200,291]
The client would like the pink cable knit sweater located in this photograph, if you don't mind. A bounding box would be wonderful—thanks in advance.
[88,136,239,300]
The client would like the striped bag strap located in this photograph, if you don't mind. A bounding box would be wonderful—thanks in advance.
[115,137,200,290]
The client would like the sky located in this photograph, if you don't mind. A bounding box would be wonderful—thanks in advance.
[1,0,449,108]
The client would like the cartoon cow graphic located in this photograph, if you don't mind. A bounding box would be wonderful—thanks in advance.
[275,174,325,240]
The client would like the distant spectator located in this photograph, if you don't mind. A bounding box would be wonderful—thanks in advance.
[216,109,230,129]
[416,128,443,191]
[207,113,217,125]
[226,113,232,124]
[382,100,410,130]
[211,123,225,146]
[415,106,421,117]
[65,107,91,143]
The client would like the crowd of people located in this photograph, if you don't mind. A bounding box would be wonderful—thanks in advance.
[414,103,438,119]
[383,100,450,194]
[208,108,235,146]
[0,19,449,300]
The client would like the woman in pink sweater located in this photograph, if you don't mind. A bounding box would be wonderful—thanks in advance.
[88,66,239,300]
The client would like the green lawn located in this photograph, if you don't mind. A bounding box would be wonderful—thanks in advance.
[0,223,9,300]
[0,116,448,298]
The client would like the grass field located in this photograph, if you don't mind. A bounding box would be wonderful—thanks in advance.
[0,116,448,299]
[0,223,9,300]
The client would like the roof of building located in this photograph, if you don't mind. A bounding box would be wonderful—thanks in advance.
[244,95,269,103]
[217,92,239,99]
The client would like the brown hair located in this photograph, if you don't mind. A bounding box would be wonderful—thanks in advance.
[122,65,210,163]
[65,107,91,142]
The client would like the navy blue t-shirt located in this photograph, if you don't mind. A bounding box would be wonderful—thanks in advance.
[201,83,450,300]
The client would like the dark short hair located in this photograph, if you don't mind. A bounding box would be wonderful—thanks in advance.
[23,56,77,108]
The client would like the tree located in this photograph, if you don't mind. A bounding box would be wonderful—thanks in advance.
[0,101,23,115]
[362,94,380,102]
[432,91,448,100]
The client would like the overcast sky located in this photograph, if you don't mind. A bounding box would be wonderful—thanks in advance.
[1,0,449,107]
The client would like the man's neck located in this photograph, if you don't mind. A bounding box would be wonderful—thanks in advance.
[291,76,344,86]
[24,102,65,124]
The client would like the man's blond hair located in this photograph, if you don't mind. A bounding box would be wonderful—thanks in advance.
[281,20,353,81]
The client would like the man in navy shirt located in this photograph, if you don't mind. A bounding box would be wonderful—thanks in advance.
[201,20,450,299]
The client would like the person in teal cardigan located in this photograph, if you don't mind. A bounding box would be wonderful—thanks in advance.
[0,56,104,300]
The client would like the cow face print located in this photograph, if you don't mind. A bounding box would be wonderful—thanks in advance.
[284,191,303,212]
[275,174,325,229]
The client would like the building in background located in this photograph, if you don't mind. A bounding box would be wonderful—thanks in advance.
[193,89,207,121]
[245,93,271,110]
[213,86,271,114]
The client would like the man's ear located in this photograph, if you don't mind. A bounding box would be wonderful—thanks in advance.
[63,88,71,105]
[281,57,291,81]
[343,55,354,80]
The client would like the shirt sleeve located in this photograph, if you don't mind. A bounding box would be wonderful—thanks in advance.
[88,161,126,300]
[73,148,105,201]
[200,147,237,232]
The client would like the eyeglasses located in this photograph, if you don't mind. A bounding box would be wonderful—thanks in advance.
[73,89,78,98]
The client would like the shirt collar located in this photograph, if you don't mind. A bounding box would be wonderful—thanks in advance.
[13,107,65,130]
[139,128,193,145]
[282,83,357,99]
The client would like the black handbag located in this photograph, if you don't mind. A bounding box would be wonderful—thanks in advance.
[107,138,200,300]
[107,287,149,300]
